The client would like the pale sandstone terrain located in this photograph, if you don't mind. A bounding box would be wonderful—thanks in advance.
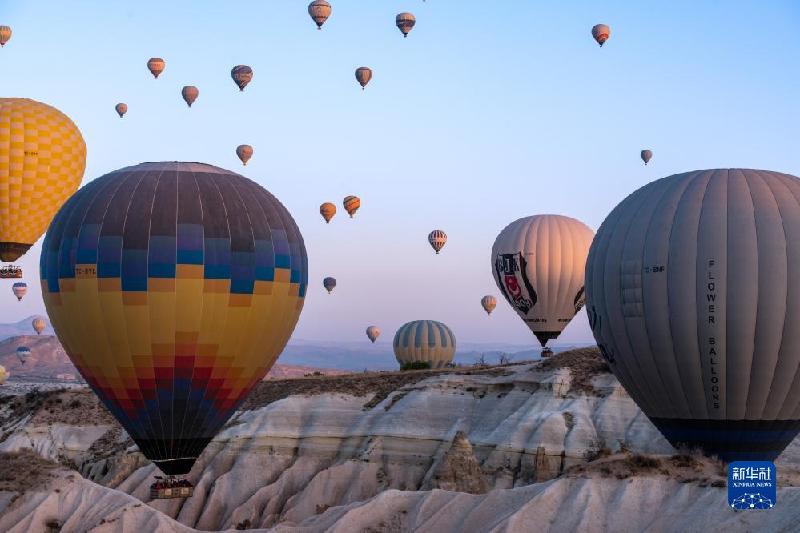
[0,348,797,532]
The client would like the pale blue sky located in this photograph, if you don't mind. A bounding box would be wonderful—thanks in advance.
[1,1,798,346]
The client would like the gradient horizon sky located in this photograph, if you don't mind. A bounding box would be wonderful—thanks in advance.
[1,1,798,347]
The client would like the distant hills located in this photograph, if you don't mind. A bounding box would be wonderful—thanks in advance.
[0,317,593,377]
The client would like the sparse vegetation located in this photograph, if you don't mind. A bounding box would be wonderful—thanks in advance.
[626,454,661,470]
[400,361,431,371]
[0,449,61,493]
[498,353,513,365]
[537,347,611,396]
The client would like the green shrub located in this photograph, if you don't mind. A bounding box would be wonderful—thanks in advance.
[400,361,431,371]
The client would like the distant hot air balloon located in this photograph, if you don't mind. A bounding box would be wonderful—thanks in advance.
[343,195,360,217]
[428,230,447,254]
[366,326,380,343]
[492,215,594,348]
[320,202,337,223]
[641,150,653,165]
[41,161,308,478]
[0,99,86,263]
[394,320,455,369]
[236,145,253,166]
[231,65,253,91]
[323,277,337,293]
[308,0,331,30]
[147,57,165,78]
[11,282,27,301]
[181,86,199,107]
[16,347,30,365]
[586,169,800,462]
[32,317,46,335]
[0,26,12,47]
[481,295,497,315]
[355,67,372,90]
[0,365,8,384]
[396,13,416,38]
[591,24,611,47]
[115,103,128,118]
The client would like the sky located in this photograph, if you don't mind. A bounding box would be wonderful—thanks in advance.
[0,0,799,347]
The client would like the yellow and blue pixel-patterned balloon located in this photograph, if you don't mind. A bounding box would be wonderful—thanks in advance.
[0,98,86,262]
[41,162,308,475]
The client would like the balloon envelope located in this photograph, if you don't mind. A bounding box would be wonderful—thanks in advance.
[181,86,199,107]
[393,320,455,369]
[591,24,610,46]
[12,282,27,301]
[320,202,336,223]
[586,169,800,461]
[323,277,336,293]
[0,26,11,46]
[641,150,653,165]
[481,295,497,315]
[236,145,253,166]
[147,58,165,78]
[343,196,360,217]
[16,347,30,364]
[32,317,46,335]
[492,215,593,347]
[231,65,253,91]
[0,99,86,262]
[41,161,308,475]
[428,230,447,254]
[396,13,416,37]
[308,0,331,29]
[355,67,372,89]
[0,365,7,384]
[115,103,127,118]
[366,326,380,343]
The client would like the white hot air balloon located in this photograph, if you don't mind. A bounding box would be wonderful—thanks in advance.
[586,169,800,461]
[492,215,594,348]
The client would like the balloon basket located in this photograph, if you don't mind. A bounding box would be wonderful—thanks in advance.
[541,348,553,358]
[150,477,194,499]
[0,266,22,279]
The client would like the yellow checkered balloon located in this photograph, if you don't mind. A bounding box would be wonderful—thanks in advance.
[0,98,86,262]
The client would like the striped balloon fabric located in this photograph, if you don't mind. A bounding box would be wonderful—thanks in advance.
[393,320,456,369]
[428,230,447,254]
[41,162,308,475]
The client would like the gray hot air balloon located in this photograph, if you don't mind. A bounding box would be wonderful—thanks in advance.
[492,215,594,348]
[396,12,416,38]
[585,169,800,461]
[591,24,611,47]
[393,320,455,369]
[181,86,199,107]
[115,103,127,118]
[366,326,380,343]
[308,0,331,30]
[355,67,372,90]
[641,150,653,165]
[323,276,336,293]
[231,65,253,91]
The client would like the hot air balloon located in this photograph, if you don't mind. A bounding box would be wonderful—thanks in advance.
[231,65,253,91]
[32,317,46,335]
[355,67,372,90]
[641,150,653,165]
[320,202,336,223]
[492,215,593,349]
[16,347,30,365]
[0,26,11,47]
[0,365,8,384]
[323,277,336,293]
[428,230,447,254]
[41,161,308,481]
[308,0,331,30]
[343,195,360,217]
[11,282,27,301]
[591,24,611,47]
[481,295,497,315]
[147,57,165,78]
[181,86,199,107]
[585,169,800,461]
[115,103,128,118]
[0,99,86,263]
[236,145,253,166]
[393,320,455,369]
[366,326,380,343]
[396,13,416,38]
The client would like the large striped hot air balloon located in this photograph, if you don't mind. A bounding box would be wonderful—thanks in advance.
[393,320,456,369]
[41,162,308,477]
[586,169,800,461]
[0,99,86,263]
